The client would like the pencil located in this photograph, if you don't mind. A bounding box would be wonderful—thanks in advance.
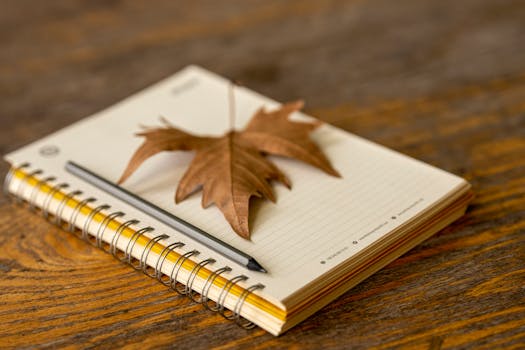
[65,161,267,273]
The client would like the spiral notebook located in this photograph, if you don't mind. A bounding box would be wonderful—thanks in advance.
[3,66,472,335]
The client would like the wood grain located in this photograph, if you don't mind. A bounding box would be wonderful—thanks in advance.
[1,0,524,349]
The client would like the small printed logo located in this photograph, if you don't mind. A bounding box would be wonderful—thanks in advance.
[39,145,59,157]
[171,78,199,96]
[320,246,349,265]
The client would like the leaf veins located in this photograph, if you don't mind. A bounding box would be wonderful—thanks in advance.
[118,102,339,239]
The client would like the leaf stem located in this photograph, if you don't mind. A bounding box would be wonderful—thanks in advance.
[229,81,236,131]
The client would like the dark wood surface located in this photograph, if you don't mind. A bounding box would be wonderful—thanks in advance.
[1,1,524,349]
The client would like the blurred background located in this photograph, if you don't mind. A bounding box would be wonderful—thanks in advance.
[2,1,524,153]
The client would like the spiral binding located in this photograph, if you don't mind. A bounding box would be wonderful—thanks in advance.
[140,233,169,275]
[154,241,185,283]
[110,219,139,257]
[3,163,265,329]
[3,162,29,197]
[42,183,70,219]
[29,176,56,212]
[56,190,84,226]
[217,275,249,320]
[68,197,96,232]
[124,226,155,268]
[170,249,200,294]
[234,283,265,328]
[16,169,43,204]
[201,266,233,311]
[83,204,110,242]
[186,258,216,301]
[96,211,124,248]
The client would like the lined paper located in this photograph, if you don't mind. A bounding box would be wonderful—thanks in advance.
[5,66,466,303]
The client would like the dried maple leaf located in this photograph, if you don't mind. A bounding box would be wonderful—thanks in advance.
[241,101,340,177]
[118,101,340,239]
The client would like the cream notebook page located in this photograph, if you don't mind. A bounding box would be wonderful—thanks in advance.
[5,65,467,306]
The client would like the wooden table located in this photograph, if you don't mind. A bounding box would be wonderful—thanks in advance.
[1,1,524,349]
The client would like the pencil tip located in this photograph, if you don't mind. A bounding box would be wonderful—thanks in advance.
[247,258,267,273]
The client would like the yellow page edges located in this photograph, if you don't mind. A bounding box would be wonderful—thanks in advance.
[11,168,286,322]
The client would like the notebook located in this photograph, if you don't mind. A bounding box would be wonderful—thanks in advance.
[3,65,472,336]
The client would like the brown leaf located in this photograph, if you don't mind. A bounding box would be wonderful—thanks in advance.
[175,132,290,239]
[118,119,213,184]
[242,101,340,177]
[119,102,339,239]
